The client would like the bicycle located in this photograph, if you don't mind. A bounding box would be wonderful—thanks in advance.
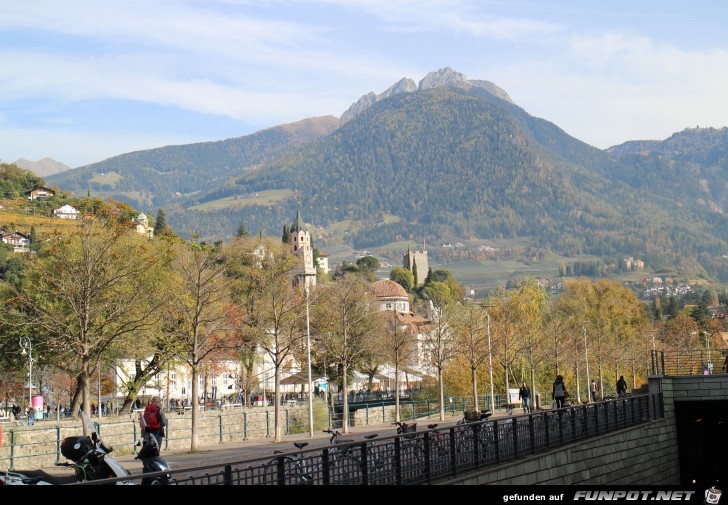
[455,410,494,458]
[426,423,451,465]
[392,420,417,438]
[260,429,361,485]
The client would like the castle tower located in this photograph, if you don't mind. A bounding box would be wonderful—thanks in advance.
[289,202,316,290]
[403,241,428,287]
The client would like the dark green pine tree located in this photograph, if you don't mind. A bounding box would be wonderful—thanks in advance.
[666,297,679,319]
[236,222,251,238]
[29,225,39,252]
[412,259,418,288]
[282,224,290,243]
[153,209,168,236]
[651,297,663,321]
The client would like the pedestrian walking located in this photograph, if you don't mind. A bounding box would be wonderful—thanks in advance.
[143,396,168,448]
[590,379,598,402]
[518,382,531,413]
[616,375,628,398]
[552,374,568,409]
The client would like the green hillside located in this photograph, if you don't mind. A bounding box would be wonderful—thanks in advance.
[45,86,728,285]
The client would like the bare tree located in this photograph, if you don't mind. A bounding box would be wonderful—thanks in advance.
[421,299,458,422]
[380,310,420,421]
[165,241,235,451]
[450,302,488,411]
[312,273,381,433]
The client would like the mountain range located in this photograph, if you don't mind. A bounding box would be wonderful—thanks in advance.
[44,68,728,285]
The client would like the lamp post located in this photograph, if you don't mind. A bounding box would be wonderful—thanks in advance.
[484,309,495,412]
[704,331,713,374]
[19,336,33,414]
[305,285,314,438]
[574,330,581,404]
[582,323,590,402]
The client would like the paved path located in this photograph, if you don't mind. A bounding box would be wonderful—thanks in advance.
[38,407,524,479]
[119,408,521,473]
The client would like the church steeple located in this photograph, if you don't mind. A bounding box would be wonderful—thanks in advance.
[288,201,316,290]
[290,202,306,234]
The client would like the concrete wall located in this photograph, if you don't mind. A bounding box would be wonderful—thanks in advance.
[0,402,410,471]
[440,418,680,485]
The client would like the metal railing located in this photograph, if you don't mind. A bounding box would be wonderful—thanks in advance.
[0,395,508,471]
[651,349,727,376]
[75,392,664,485]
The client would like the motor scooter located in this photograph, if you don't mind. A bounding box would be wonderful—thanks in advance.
[0,411,132,485]
[135,411,175,485]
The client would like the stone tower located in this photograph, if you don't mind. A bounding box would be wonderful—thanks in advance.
[403,241,428,287]
[288,202,316,290]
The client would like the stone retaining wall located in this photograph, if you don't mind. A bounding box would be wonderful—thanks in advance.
[442,417,679,485]
[0,402,414,471]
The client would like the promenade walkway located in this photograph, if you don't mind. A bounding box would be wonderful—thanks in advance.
[112,410,513,473]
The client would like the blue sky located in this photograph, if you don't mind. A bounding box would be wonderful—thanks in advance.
[2,1,727,168]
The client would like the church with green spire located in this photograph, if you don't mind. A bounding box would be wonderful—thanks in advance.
[288,202,316,290]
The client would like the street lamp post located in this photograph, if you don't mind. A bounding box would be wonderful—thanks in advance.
[305,285,314,438]
[19,336,33,415]
[485,309,495,412]
[704,331,713,374]
[582,323,591,402]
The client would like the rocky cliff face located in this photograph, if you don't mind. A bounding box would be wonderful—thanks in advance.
[339,67,512,126]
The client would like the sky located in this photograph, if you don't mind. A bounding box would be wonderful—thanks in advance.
[2,1,727,168]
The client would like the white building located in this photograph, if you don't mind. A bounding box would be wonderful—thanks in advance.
[1,231,30,252]
[53,204,79,220]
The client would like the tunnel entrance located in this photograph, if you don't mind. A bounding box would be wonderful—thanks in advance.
[674,400,728,489]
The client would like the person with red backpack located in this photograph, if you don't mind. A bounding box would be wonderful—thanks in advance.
[143,396,168,448]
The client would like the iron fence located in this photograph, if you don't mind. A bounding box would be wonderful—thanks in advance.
[651,348,727,376]
[75,392,663,486]
[0,394,509,471]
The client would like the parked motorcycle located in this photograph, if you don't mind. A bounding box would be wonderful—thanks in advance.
[0,412,132,485]
[135,412,175,485]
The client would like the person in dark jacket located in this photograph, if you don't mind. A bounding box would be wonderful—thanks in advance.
[518,382,531,413]
[552,374,567,409]
[616,376,628,398]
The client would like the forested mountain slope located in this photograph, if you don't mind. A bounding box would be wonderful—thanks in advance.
[46,78,728,283]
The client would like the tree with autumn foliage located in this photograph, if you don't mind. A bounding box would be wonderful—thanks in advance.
[0,218,171,427]
[164,240,236,451]
[227,236,309,442]
[311,273,382,433]
[449,301,489,411]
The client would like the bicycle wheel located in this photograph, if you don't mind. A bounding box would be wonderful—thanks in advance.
[330,455,362,485]
[260,456,300,485]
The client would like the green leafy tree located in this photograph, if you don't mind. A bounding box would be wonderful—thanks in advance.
[390,266,414,292]
[228,236,308,442]
[0,218,171,424]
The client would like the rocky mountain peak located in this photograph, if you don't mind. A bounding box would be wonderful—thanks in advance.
[339,67,512,126]
[418,67,469,90]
